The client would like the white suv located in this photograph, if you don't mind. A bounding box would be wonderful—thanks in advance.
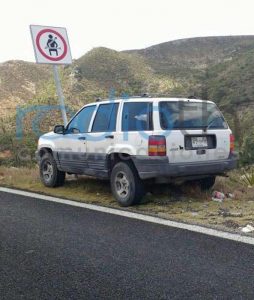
[36,97,237,206]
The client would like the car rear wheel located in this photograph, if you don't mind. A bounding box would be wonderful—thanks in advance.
[110,161,145,207]
[197,176,216,191]
[40,153,65,187]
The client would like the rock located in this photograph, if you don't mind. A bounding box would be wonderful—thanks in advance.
[241,224,254,233]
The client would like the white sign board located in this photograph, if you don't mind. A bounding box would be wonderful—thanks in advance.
[30,25,72,65]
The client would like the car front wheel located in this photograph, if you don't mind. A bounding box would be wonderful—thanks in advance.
[40,153,65,187]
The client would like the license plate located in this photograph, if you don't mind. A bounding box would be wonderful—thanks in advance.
[191,136,208,148]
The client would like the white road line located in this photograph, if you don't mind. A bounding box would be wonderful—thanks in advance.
[1,186,254,246]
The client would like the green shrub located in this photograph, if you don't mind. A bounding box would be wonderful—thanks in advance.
[240,133,254,166]
[240,167,254,187]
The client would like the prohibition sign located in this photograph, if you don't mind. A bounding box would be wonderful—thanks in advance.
[36,29,68,61]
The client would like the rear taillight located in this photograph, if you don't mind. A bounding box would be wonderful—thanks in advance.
[149,135,166,156]
[230,134,235,153]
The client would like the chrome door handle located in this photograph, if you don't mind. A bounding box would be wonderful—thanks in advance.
[105,135,114,139]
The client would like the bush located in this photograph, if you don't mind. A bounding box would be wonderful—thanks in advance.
[0,133,37,167]
[240,133,254,166]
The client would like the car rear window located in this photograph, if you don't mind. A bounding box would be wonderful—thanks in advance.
[159,101,228,130]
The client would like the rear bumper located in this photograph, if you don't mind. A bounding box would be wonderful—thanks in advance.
[132,153,238,180]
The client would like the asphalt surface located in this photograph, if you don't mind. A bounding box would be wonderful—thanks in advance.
[1,191,254,300]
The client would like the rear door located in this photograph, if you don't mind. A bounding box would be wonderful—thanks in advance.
[158,100,231,163]
[116,101,153,156]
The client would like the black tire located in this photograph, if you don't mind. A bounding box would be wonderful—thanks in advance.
[197,176,216,191]
[110,161,145,207]
[39,153,65,187]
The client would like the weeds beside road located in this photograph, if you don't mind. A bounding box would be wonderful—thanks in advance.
[0,166,253,234]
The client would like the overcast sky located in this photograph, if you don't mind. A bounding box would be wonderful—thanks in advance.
[1,0,254,63]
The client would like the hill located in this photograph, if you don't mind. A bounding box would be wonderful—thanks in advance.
[2,36,254,109]
[125,36,254,74]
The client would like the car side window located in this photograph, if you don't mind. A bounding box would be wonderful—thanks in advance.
[122,102,153,131]
[67,105,96,133]
[92,103,119,132]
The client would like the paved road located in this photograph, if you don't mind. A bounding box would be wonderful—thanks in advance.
[1,191,254,300]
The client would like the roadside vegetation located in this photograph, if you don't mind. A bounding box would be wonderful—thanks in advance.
[0,166,253,234]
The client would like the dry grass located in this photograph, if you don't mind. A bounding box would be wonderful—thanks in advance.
[0,166,115,204]
[0,166,254,234]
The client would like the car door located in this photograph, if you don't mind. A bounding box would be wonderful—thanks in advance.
[86,102,119,174]
[116,101,154,156]
[54,105,96,173]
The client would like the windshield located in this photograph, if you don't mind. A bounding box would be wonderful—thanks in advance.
[159,101,228,130]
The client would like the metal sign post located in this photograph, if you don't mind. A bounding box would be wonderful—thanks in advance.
[30,25,72,126]
[52,65,68,126]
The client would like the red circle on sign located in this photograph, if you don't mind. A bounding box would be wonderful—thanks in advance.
[36,29,68,61]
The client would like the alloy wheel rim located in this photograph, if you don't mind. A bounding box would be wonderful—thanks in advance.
[115,171,130,198]
[42,161,53,182]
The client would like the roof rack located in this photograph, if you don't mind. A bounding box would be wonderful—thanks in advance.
[94,94,198,102]
[140,93,186,98]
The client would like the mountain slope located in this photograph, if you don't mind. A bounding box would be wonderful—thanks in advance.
[125,36,254,74]
[73,47,181,97]
[0,60,51,115]
[2,36,254,108]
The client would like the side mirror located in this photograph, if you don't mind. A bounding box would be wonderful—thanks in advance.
[54,125,65,134]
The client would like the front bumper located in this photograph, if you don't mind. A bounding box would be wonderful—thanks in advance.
[132,153,238,180]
